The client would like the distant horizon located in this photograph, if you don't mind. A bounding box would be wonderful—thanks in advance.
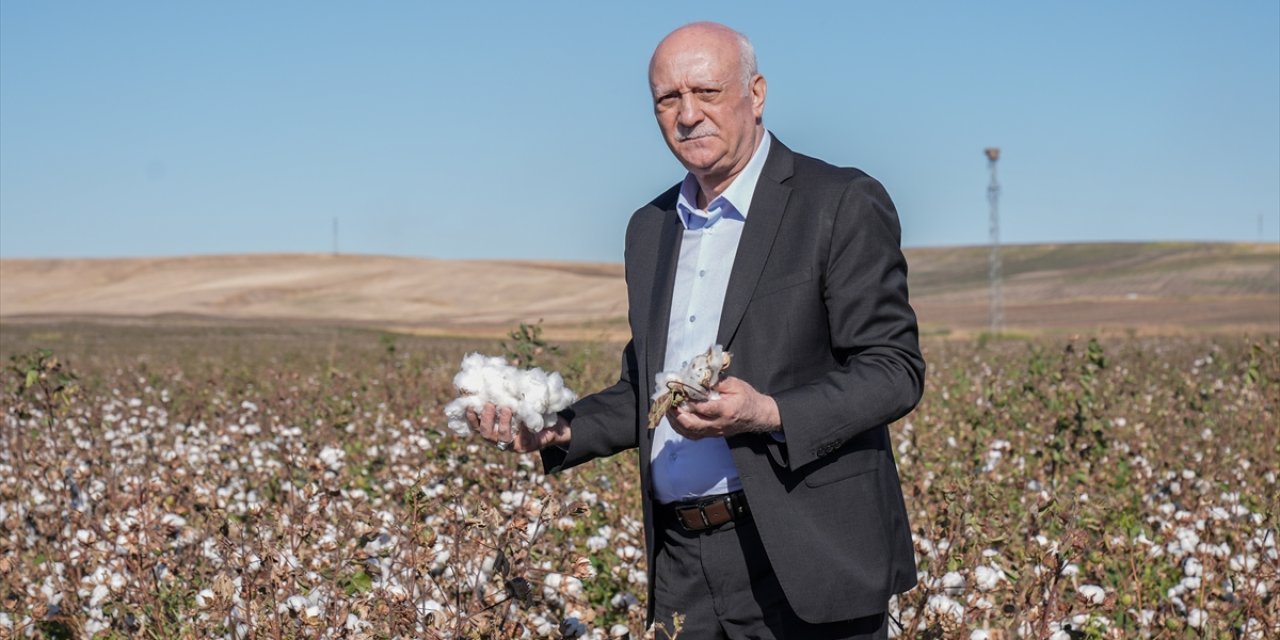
[3,2,1278,261]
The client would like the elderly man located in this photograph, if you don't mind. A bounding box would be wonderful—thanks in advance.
[470,21,924,640]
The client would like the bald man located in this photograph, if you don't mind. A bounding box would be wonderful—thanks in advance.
[471,22,924,639]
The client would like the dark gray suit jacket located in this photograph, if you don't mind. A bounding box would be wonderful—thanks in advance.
[542,138,924,624]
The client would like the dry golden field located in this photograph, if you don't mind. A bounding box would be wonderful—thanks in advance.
[2,242,1276,338]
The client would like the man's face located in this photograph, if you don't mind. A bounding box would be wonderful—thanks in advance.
[649,32,765,185]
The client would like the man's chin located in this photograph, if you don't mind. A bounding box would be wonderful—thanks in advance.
[674,149,723,175]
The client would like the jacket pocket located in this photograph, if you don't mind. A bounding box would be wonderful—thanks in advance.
[755,269,813,298]
[803,447,881,488]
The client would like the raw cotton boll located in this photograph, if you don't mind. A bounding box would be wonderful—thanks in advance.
[941,571,964,595]
[452,355,489,393]
[974,565,1005,591]
[544,373,567,409]
[647,344,733,428]
[651,372,683,403]
[443,354,577,436]
[688,344,730,389]
[1077,584,1106,605]
[443,396,483,436]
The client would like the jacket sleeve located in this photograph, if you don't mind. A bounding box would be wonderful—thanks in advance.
[540,334,642,475]
[770,174,925,470]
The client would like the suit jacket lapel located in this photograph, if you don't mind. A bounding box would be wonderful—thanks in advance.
[716,141,795,348]
[644,206,684,398]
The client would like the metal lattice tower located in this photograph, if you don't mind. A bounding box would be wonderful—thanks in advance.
[985,147,1003,334]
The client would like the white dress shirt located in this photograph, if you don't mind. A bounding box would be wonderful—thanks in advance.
[650,132,773,504]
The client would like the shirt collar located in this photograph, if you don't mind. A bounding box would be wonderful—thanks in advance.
[676,131,773,230]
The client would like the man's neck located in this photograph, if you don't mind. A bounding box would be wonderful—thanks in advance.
[693,129,765,209]
[694,177,730,210]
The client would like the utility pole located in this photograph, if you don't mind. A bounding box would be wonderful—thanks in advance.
[985,147,1003,335]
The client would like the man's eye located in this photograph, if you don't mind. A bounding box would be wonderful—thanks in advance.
[696,89,719,97]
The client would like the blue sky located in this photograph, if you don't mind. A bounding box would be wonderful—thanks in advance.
[2,1,1277,261]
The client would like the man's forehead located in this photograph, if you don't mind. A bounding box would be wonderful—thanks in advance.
[650,48,735,88]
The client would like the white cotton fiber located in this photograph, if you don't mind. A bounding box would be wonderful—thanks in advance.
[646,344,732,428]
[443,353,577,436]
[651,344,731,402]
[651,371,683,403]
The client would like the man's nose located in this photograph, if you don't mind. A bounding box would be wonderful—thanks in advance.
[676,93,702,127]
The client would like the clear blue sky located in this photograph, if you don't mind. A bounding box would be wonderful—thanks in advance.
[2,1,1277,261]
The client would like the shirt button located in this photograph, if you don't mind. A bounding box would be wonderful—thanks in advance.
[689,315,696,323]
[699,270,706,277]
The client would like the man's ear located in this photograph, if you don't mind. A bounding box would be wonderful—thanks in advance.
[751,74,767,119]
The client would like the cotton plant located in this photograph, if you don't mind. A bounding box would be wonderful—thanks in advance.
[647,344,733,429]
[443,353,577,436]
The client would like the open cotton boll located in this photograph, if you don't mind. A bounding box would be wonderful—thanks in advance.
[652,371,683,403]
[647,344,733,428]
[443,396,482,436]
[544,371,567,404]
[442,353,578,436]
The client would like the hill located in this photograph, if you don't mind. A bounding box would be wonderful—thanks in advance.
[1,243,1276,338]
[906,242,1278,336]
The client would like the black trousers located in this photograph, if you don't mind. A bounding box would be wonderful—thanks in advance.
[651,509,889,640]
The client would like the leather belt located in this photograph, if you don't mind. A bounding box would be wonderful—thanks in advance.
[660,490,751,532]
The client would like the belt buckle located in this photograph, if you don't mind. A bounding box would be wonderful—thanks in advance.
[671,494,740,532]
[697,495,724,530]
[674,504,706,531]
[684,496,723,531]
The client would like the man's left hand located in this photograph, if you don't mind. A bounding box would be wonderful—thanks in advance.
[667,376,781,439]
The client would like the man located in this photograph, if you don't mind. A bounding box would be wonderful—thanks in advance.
[469,21,924,639]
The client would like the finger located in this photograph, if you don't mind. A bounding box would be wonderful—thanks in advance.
[677,426,704,440]
[683,399,722,419]
[669,410,707,440]
[498,406,515,440]
[465,407,481,430]
[516,424,545,453]
[665,407,683,427]
[513,425,533,453]
[480,403,497,431]
[478,403,505,443]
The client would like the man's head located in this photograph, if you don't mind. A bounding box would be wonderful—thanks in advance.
[649,22,766,191]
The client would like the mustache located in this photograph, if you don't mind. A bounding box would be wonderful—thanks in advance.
[675,124,717,142]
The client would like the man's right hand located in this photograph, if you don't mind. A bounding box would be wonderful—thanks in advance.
[465,403,571,454]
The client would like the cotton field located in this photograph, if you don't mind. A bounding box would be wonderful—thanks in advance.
[0,325,1275,639]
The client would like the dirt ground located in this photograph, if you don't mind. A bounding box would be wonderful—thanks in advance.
[2,243,1276,339]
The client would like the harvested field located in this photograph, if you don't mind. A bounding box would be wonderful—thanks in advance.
[2,242,1276,338]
